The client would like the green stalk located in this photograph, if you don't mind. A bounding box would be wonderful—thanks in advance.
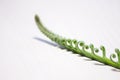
[35,15,120,69]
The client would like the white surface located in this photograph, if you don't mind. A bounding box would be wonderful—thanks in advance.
[0,0,120,80]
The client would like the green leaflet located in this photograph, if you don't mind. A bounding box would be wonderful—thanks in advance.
[35,15,120,69]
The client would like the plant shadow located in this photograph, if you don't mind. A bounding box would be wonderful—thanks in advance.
[34,37,65,49]
[111,68,120,72]
[34,37,120,72]
[94,63,105,66]
[34,37,58,47]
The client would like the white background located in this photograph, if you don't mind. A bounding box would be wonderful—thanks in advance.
[0,0,120,80]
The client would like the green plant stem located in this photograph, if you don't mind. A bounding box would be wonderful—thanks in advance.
[35,15,120,69]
